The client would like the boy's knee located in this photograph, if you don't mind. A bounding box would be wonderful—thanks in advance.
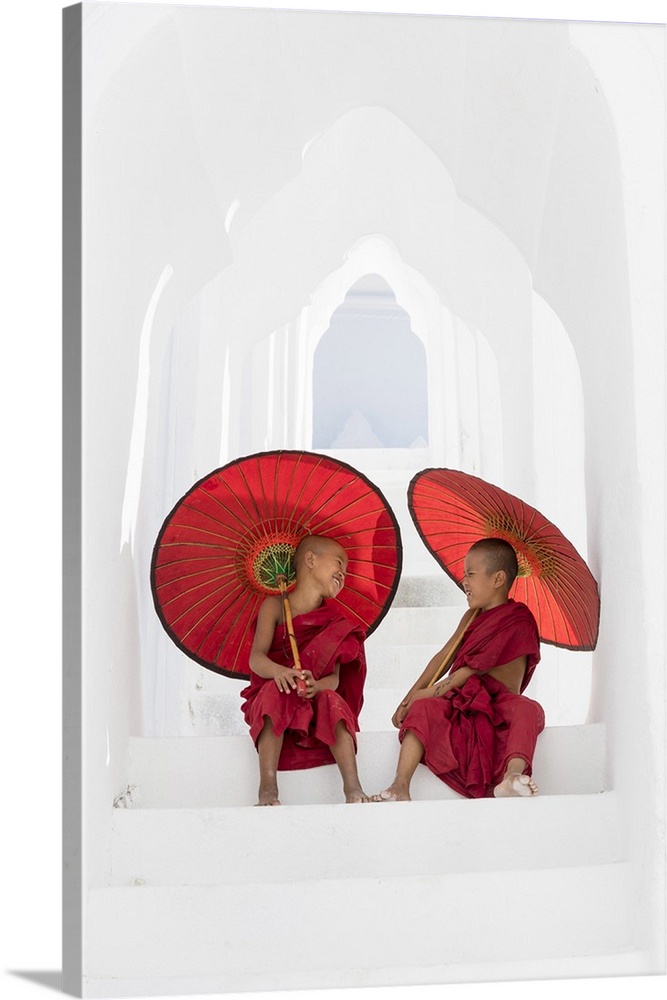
[521,701,545,735]
[521,696,545,730]
[316,688,348,715]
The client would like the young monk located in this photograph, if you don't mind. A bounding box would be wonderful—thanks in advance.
[240,535,369,805]
[372,537,544,801]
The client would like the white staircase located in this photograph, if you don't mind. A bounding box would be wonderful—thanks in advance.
[83,578,654,997]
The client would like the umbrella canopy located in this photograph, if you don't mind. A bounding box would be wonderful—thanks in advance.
[151,450,402,677]
[408,468,600,650]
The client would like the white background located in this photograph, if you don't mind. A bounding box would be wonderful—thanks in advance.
[1,1,665,999]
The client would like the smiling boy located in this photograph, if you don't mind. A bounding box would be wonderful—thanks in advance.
[241,535,369,805]
[372,538,544,801]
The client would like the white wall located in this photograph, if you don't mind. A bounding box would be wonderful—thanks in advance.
[568,20,666,954]
[81,7,664,965]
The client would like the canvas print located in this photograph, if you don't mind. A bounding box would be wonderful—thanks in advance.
[63,1,666,997]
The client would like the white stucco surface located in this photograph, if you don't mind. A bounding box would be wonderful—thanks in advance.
[73,3,665,994]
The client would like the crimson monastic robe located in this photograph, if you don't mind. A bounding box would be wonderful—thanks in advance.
[400,599,543,798]
[240,601,367,770]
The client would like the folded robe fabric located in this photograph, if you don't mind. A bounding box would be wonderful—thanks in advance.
[400,599,543,798]
[240,601,367,770]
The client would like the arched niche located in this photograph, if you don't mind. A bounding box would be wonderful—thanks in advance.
[190,105,535,494]
[248,235,451,472]
[242,229,508,494]
[146,100,597,729]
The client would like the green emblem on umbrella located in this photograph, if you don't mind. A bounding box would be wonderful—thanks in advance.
[253,542,296,590]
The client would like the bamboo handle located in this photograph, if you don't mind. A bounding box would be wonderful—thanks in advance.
[277,576,307,695]
[427,607,480,686]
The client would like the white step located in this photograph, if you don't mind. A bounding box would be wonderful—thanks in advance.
[185,682,605,736]
[365,642,461,686]
[192,604,466,695]
[393,573,466,606]
[191,640,453,696]
[186,602,467,734]
[124,723,606,809]
[185,680,428,735]
[85,860,641,994]
[108,789,624,887]
[187,600,537,735]
[187,671,453,736]
[82,946,656,999]
[359,687,414,729]
[367,603,468,645]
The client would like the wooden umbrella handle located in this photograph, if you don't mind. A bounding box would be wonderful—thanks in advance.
[427,607,480,686]
[277,576,307,696]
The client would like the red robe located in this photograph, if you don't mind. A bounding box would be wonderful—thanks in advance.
[240,601,367,770]
[400,600,543,798]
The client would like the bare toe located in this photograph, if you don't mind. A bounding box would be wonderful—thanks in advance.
[494,772,538,798]
[370,789,395,802]
[346,791,370,803]
[370,787,410,802]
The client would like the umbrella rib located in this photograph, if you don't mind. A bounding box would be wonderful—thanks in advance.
[282,452,316,535]
[178,484,256,534]
[167,575,242,632]
[152,450,403,673]
[157,567,240,609]
[154,552,237,573]
[287,456,342,535]
[524,573,557,644]
[160,523,243,548]
[312,500,390,534]
[546,572,598,644]
[229,460,268,527]
[343,570,394,594]
[189,585,252,651]
[283,453,327,536]
[155,570,239,602]
[410,469,599,650]
[278,452,306,531]
[211,589,259,669]
[175,498,250,536]
[203,587,258,666]
[333,593,366,629]
[256,452,275,534]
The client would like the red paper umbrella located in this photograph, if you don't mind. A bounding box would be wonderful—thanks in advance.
[408,468,600,650]
[151,450,402,678]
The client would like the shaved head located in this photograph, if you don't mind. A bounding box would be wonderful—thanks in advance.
[294,535,347,574]
[468,538,518,589]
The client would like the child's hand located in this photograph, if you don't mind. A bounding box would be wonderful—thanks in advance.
[392,688,435,727]
[391,699,410,728]
[299,669,318,699]
[273,666,303,693]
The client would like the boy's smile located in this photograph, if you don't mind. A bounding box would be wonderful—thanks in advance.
[311,542,348,597]
[462,550,507,611]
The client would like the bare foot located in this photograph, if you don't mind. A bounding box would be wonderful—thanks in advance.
[345,788,370,803]
[256,786,281,806]
[370,783,411,802]
[493,772,539,798]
